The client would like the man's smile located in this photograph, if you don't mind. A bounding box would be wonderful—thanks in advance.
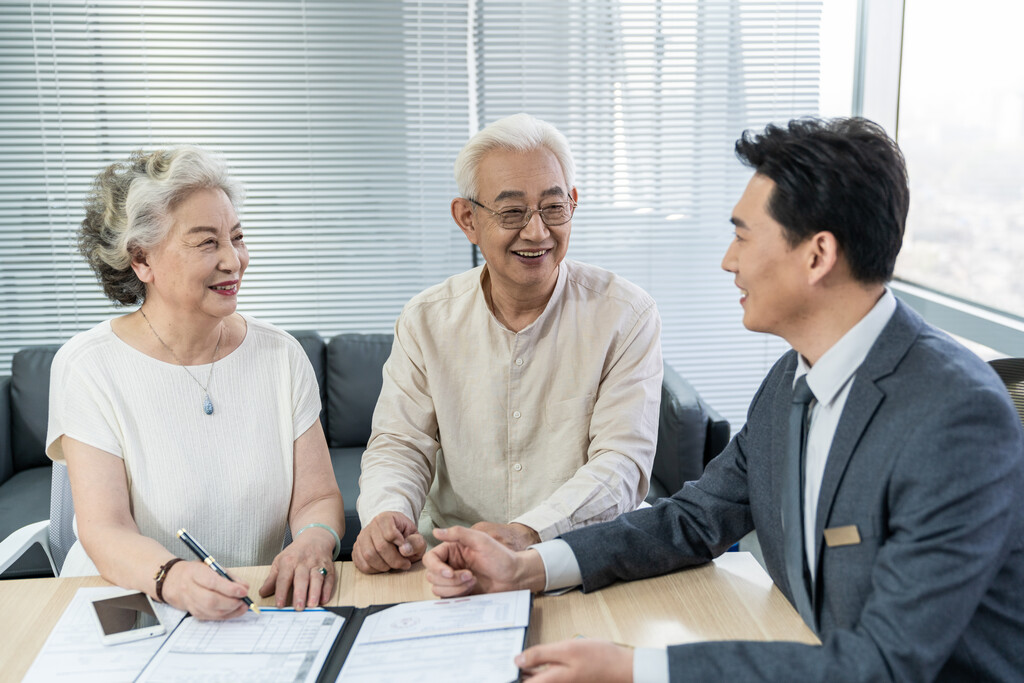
[513,249,549,258]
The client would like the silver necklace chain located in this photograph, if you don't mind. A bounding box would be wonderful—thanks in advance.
[139,307,223,415]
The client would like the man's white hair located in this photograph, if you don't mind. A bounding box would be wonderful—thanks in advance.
[454,113,576,200]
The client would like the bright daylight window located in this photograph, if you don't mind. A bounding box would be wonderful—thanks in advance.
[896,0,1024,319]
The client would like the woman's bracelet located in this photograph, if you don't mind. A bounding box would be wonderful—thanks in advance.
[297,522,341,561]
[153,557,184,603]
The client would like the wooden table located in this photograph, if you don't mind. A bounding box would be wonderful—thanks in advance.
[0,552,817,682]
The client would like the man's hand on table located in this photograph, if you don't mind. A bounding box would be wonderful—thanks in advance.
[516,639,634,682]
[471,521,541,550]
[352,511,426,573]
[423,526,547,597]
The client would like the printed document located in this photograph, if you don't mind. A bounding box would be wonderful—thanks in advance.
[336,590,531,683]
[137,609,343,682]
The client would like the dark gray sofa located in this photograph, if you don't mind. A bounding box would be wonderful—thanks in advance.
[0,331,728,579]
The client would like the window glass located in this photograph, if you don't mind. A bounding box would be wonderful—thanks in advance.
[897,0,1024,318]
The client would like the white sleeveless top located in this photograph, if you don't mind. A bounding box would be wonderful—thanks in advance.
[46,315,320,574]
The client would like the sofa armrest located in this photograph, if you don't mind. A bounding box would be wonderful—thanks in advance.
[652,362,707,496]
[0,520,55,577]
[0,375,11,486]
[650,362,731,499]
[702,401,731,467]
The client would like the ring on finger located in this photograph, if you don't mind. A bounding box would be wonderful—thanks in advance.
[317,567,328,577]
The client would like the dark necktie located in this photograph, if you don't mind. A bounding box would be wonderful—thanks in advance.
[783,374,816,629]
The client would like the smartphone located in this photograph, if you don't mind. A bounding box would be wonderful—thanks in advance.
[91,591,166,645]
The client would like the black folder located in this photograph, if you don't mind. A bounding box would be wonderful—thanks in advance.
[317,604,395,682]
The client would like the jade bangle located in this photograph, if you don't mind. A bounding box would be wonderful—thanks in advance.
[297,522,341,560]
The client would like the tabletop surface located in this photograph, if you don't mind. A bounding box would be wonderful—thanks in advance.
[0,552,818,682]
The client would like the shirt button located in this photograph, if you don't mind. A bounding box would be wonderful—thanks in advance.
[513,410,521,419]
[513,463,523,472]
[515,357,524,366]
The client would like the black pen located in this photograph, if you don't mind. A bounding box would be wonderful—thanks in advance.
[177,528,261,614]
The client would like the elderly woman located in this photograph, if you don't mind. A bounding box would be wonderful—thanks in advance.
[45,147,344,620]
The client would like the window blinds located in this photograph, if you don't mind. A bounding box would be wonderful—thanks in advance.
[0,0,471,355]
[1,0,821,430]
[472,0,818,426]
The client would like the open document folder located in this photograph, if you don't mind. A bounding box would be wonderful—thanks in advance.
[26,587,531,683]
[330,589,532,683]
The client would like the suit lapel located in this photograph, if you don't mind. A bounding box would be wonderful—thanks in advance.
[811,301,925,579]
[813,381,883,551]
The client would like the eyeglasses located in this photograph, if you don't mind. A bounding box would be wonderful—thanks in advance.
[466,196,577,230]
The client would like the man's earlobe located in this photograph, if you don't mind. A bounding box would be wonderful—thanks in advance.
[807,231,839,284]
[451,198,480,245]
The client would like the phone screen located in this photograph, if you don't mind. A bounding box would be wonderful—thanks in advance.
[92,592,161,637]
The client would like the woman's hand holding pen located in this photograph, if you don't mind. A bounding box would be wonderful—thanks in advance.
[161,560,253,621]
[259,528,336,610]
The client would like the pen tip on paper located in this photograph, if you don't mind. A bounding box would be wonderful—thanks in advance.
[250,603,261,614]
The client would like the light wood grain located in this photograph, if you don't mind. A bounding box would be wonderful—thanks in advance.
[333,560,436,607]
[0,553,817,682]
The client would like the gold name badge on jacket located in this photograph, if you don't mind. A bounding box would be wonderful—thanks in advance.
[823,525,861,547]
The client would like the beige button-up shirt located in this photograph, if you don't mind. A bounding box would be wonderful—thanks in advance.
[357,259,663,541]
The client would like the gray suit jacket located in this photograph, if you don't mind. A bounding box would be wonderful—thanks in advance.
[561,301,1024,682]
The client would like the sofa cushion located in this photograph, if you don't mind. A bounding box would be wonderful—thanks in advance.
[288,330,327,427]
[329,445,364,559]
[325,333,393,448]
[0,466,53,578]
[0,376,10,484]
[11,345,59,473]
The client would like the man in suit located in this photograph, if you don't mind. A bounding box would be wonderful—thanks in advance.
[423,117,1024,682]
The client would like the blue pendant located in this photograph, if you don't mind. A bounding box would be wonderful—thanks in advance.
[203,394,214,415]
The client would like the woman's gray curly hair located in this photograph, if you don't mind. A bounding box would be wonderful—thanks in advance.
[78,146,245,306]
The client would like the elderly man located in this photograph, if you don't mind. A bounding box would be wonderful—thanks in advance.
[353,113,663,574]
[424,118,1024,682]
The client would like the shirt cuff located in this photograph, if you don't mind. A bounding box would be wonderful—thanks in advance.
[513,506,570,542]
[356,500,419,529]
[529,539,583,592]
[634,647,669,683]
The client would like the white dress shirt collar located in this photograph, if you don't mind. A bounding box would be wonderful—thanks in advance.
[795,288,898,404]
